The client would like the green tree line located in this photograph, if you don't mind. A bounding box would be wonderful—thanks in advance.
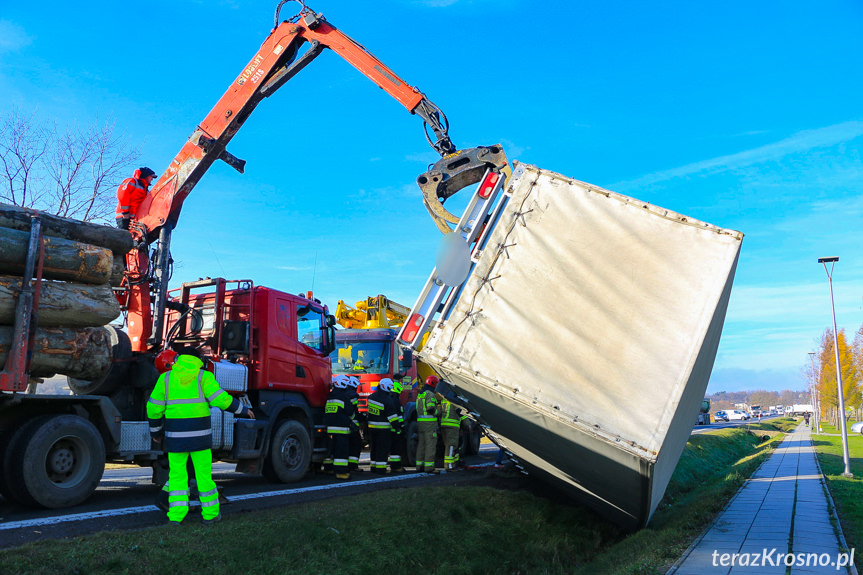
[811,327,863,422]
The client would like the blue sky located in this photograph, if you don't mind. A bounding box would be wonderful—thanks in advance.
[1,1,861,393]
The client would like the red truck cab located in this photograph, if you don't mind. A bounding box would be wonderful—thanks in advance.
[164,278,335,482]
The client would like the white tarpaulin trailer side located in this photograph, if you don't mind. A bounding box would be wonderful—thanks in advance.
[419,162,742,530]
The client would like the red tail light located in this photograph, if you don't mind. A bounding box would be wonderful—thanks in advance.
[478,172,500,199]
[403,313,424,343]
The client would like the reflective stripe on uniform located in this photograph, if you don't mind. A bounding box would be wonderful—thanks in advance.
[166,397,208,405]
[199,488,218,499]
[165,429,212,438]
[148,398,167,406]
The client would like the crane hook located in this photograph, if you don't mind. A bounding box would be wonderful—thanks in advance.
[274,0,311,28]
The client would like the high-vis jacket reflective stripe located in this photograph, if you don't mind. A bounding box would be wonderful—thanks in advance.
[440,399,461,428]
[115,177,148,220]
[417,391,438,422]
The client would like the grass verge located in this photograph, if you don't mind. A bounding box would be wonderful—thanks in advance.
[812,421,863,554]
[0,423,789,575]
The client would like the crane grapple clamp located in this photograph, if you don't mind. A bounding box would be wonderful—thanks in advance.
[417,144,508,233]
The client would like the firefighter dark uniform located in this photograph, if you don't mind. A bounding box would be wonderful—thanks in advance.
[387,380,406,472]
[325,376,355,480]
[416,376,440,474]
[367,378,399,473]
[146,352,249,524]
[346,376,362,472]
[439,397,462,471]
[115,167,156,230]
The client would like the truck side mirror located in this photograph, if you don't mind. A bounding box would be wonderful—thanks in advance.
[398,346,413,373]
[327,314,336,327]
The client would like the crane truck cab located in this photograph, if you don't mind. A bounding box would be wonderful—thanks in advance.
[329,295,481,465]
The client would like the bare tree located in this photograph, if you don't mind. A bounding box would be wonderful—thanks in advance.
[0,109,140,223]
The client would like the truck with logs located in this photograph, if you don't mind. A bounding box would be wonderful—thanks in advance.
[0,204,337,507]
[0,2,501,508]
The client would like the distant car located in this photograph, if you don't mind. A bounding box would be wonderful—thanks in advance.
[715,411,729,422]
[727,410,749,421]
[851,422,863,434]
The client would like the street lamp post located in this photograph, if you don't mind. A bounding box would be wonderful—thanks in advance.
[808,351,820,434]
[818,256,852,478]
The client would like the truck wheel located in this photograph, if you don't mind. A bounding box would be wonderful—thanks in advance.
[405,420,418,467]
[264,420,311,483]
[467,425,481,455]
[6,415,105,508]
[68,325,132,396]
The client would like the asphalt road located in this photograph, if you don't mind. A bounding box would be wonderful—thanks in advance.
[690,414,785,434]
[0,444,501,549]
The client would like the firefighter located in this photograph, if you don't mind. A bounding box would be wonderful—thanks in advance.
[346,376,363,472]
[439,394,463,471]
[325,375,355,480]
[388,378,406,472]
[367,378,398,474]
[416,375,440,474]
[147,347,254,525]
[115,167,157,230]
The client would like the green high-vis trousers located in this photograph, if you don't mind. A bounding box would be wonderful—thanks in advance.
[166,449,220,522]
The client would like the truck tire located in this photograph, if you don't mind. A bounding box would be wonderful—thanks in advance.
[6,414,105,508]
[405,420,418,468]
[68,325,132,396]
[467,424,481,455]
[263,420,311,483]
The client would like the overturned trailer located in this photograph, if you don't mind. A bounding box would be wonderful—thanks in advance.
[400,162,742,530]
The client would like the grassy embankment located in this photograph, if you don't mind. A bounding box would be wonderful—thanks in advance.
[0,421,795,575]
[812,420,863,554]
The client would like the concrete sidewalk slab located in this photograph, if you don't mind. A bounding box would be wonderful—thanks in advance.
[666,423,857,575]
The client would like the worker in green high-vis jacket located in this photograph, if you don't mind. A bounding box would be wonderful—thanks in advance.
[147,348,254,525]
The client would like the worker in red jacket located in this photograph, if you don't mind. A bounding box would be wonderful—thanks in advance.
[115,167,157,229]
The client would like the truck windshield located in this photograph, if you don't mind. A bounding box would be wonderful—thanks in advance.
[330,340,391,375]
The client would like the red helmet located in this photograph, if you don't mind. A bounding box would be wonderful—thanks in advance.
[425,375,439,388]
[155,349,178,374]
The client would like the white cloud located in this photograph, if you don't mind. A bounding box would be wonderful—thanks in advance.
[0,20,32,53]
[276,265,310,271]
[612,120,863,190]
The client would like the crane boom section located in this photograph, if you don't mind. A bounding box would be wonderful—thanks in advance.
[135,15,437,241]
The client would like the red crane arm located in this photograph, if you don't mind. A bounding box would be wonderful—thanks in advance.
[126,6,455,352]
[135,10,451,241]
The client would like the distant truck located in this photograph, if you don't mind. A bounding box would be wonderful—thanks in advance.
[792,404,815,416]
[399,161,743,529]
[695,399,711,425]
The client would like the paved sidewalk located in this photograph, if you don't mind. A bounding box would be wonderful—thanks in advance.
[668,423,857,575]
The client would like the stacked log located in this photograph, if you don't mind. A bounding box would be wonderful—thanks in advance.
[0,204,131,381]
